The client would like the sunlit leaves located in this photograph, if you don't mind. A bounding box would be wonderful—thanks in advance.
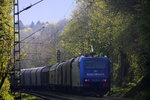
[61,0,150,88]
[0,0,13,99]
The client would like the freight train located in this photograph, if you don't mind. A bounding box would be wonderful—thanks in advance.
[11,55,111,96]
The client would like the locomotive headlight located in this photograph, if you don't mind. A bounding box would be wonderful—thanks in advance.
[84,79,90,82]
[102,79,107,82]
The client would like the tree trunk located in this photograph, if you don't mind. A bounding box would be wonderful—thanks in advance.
[116,50,130,87]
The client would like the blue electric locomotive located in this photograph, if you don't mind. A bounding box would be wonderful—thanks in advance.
[11,55,111,96]
[79,56,110,94]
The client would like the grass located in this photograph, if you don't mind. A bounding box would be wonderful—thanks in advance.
[21,93,43,100]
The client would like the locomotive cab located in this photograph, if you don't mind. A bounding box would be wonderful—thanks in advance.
[79,56,110,94]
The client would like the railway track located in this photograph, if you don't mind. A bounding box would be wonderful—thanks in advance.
[23,91,131,100]
[23,91,76,100]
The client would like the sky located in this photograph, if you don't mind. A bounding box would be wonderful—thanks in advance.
[19,0,76,25]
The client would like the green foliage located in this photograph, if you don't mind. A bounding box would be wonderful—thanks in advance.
[133,90,150,100]
[21,93,43,100]
[61,0,150,98]
[0,0,14,99]
[111,86,130,97]
[137,0,150,74]
[0,78,14,100]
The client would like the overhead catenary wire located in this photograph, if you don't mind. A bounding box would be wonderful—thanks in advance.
[13,0,45,48]
[20,24,53,49]
[21,0,76,47]
[20,27,44,49]
[63,0,76,19]
[20,26,45,42]
[16,0,44,15]
[21,0,81,67]
[22,30,59,54]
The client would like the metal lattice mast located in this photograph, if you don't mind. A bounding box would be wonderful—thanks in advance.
[13,0,21,99]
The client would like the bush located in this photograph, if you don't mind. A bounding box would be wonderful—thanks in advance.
[110,86,130,97]
[134,91,150,100]
[0,78,14,100]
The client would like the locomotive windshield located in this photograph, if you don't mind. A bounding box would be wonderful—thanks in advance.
[84,60,106,69]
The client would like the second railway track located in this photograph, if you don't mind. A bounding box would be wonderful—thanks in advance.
[23,91,77,100]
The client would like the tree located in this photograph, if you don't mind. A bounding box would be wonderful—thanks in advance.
[0,0,14,99]
[61,0,149,89]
